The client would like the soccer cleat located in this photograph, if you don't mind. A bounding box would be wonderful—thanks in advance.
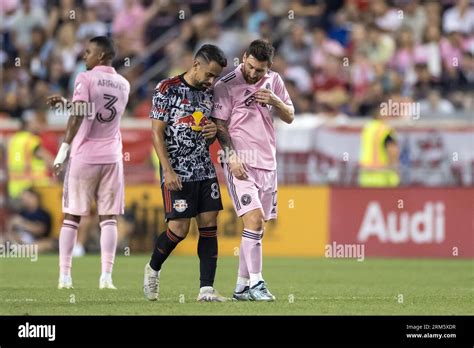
[58,276,73,290]
[232,286,250,301]
[143,263,159,301]
[197,287,229,302]
[249,281,276,301]
[99,277,117,290]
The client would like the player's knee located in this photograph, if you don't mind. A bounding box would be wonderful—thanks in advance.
[64,213,81,223]
[245,211,265,231]
[168,221,190,239]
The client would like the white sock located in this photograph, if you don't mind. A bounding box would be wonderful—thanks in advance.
[200,286,213,293]
[101,272,112,281]
[60,274,72,283]
[235,276,250,292]
[249,272,263,287]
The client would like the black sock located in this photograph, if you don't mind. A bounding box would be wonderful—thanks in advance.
[150,228,183,271]
[198,226,218,288]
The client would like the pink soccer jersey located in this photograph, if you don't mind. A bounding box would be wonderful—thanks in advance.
[212,64,293,171]
[71,65,130,164]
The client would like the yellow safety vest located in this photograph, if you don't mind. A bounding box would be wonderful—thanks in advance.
[7,131,49,198]
[358,120,400,187]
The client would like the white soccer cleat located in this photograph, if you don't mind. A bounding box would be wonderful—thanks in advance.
[58,276,73,290]
[99,276,117,290]
[249,281,276,301]
[143,263,159,301]
[232,286,250,301]
[197,287,229,302]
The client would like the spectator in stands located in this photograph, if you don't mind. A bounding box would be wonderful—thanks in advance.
[46,56,69,94]
[289,0,327,29]
[9,0,47,52]
[419,88,455,117]
[327,9,351,47]
[420,24,442,78]
[310,27,345,70]
[425,0,442,28]
[365,23,396,65]
[29,26,54,80]
[413,63,441,100]
[5,188,55,253]
[247,0,272,35]
[278,21,312,68]
[272,55,312,94]
[442,0,474,35]
[52,23,81,74]
[76,5,108,43]
[315,87,349,124]
[398,0,427,43]
[370,0,401,32]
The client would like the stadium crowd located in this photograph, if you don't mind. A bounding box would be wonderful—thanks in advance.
[0,0,473,124]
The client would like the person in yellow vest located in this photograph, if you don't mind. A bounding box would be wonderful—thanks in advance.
[359,106,400,187]
[7,112,53,199]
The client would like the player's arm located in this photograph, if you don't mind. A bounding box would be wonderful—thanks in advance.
[202,118,217,145]
[46,95,86,175]
[151,119,182,191]
[254,89,294,124]
[215,119,248,180]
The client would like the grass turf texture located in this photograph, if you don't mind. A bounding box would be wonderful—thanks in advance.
[0,255,472,315]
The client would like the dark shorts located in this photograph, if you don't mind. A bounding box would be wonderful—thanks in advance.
[161,177,223,221]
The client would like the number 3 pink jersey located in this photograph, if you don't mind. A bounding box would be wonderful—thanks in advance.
[71,65,130,164]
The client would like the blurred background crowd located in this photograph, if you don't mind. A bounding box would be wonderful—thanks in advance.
[1,0,473,123]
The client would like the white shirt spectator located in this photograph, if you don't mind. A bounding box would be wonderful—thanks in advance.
[10,4,47,50]
[419,94,455,116]
[76,21,107,41]
[284,66,312,94]
[375,8,402,32]
[443,5,474,34]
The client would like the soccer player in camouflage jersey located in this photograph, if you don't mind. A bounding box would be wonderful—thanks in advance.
[144,44,228,302]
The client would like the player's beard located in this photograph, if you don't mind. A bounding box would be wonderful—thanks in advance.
[241,65,259,84]
[196,79,210,90]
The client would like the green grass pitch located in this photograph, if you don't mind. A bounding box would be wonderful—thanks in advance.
[0,255,472,315]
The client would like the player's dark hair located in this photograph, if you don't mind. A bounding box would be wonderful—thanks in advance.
[246,39,275,64]
[195,44,227,68]
[89,36,116,62]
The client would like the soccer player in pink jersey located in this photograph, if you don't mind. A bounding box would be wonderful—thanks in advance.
[46,36,130,290]
[213,40,294,301]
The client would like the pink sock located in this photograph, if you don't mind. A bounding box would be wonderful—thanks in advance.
[238,242,249,278]
[100,219,118,274]
[241,229,263,274]
[59,220,79,276]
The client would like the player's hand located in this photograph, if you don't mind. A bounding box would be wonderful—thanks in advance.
[201,120,217,140]
[165,169,183,191]
[229,154,247,180]
[46,95,67,108]
[254,88,280,106]
[53,163,64,176]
